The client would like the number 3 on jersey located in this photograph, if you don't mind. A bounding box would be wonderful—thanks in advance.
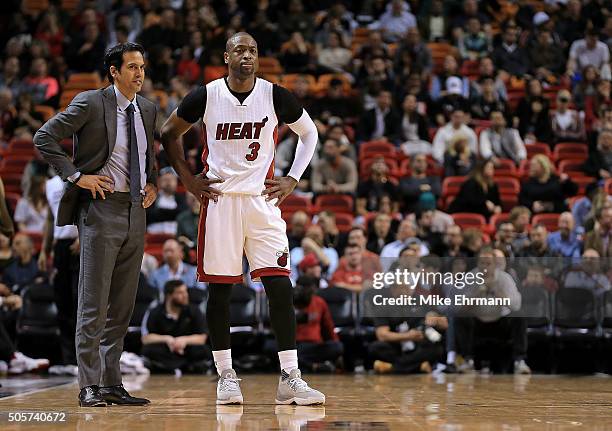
[246,142,260,161]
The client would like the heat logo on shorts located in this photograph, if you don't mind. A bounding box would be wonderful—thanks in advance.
[215,116,268,140]
[276,248,289,267]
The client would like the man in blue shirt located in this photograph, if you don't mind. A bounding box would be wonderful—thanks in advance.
[547,212,582,259]
[149,239,202,294]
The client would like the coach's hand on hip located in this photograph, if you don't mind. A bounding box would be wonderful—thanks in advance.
[143,183,157,208]
[76,175,115,199]
[186,174,224,203]
[262,176,297,206]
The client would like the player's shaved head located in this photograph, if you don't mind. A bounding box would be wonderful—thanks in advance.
[226,32,256,52]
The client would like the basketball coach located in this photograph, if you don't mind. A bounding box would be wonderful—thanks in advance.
[34,43,157,407]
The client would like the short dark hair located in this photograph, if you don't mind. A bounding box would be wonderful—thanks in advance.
[104,42,145,83]
[164,279,186,297]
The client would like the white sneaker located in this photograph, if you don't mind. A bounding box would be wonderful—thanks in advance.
[216,369,243,405]
[49,365,79,376]
[9,352,50,374]
[275,369,325,406]
[514,359,531,375]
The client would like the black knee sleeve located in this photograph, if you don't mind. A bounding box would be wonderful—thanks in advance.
[262,276,296,351]
[206,283,233,350]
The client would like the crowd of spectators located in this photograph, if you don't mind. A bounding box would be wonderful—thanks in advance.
[1,0,612,376]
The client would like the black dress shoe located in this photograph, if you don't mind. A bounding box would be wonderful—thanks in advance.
[98,385,150,406]
[78,385,107,407]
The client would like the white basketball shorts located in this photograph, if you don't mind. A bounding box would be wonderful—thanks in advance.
[196,194,290,283]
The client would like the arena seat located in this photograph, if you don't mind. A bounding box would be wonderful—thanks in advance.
[64,73,102,91]
[145,233,175,247]
[16,283,60,360]
[281,74,316,92]
[489,212,510,230]
[33,105,55,121]
[494,176,520,195]
[558,158,587,176]
[553,143,588,162]
[279,194,312,215]
[359,140,396,160]
[257,57,283,75]
[316,287,356,334]
[441,176,467,200]
[315,194,354,215]
[427,43,456,73]
[553,287,598,334]
[229,284,258,333]
[494,159,518,177]
[315,74,352,95]
[519,287,553,334]
[525,143,552,159]
[359,157,399,179]
[334,213,355,233]
[451,213,486,230]
[531,213,560,232]
[59,89,81,109]
[572,176,596,196]
[500,193,519,212]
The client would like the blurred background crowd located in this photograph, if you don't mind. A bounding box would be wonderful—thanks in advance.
[0,0,611,378]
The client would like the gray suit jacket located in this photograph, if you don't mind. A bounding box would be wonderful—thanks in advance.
[34,85,158,226]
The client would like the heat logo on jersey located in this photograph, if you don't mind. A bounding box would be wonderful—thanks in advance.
[215,116,269,140]
[276,248,289,267]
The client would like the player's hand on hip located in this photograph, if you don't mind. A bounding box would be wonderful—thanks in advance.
[142,183,158,208]
[76,175,114,199]
[262,176,297,206]
[187,174,224,203]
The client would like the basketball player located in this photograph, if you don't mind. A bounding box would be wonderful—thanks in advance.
[160,33,323,405]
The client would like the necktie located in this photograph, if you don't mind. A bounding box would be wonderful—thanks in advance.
[125,103,141,200]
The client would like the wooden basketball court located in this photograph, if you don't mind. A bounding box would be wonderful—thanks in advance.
[1,374,611,430]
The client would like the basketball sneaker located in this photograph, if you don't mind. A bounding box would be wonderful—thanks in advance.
[8,352,50,374]
[216,369,243,405]
[275,369,325,405]
[514,359,532,375]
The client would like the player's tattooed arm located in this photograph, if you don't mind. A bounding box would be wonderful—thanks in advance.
[161,110,223,203]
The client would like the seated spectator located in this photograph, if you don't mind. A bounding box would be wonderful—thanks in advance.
[14,175,48,234]
[479,111,526,164]
[562,249,611,297]
[296,254,328,288]
[429,55,470,101]
[494,222,516,258]
[432,109,478,163]
[293,276,343,372]
[418,0,448,42]
[470,78,507,120]
[20,58,59,106]
[458,17,490,60]
[149,239,200,292]
[453,247,530,374]
[584,206,612,257]
[317,210,346,256]
[415,209,445,255]
[567,28,610,78]
[377,0,417,43]
[393,26,433,79]
[0,87,15,144]
[290,224,339,279]
[0,57,21,101]
[583,130,612,179]
[492,21,530,77]
[355,30,390,65]
[357,90,401,143]
[516,78,553,144]
[449,159,501,218]
[517,224,560,260]
[317,31,352,73]
[141,280,210,374]
[441,224,466,258]
[366,213,395,255]
[176,192,200,251]
[147,168,188,235]
[521,266,558,294]
[529,28,566,81]
[12,93,43,140]
[288,211,310,250]
[572,65,599,111]
[330,243,369,292]
[461,227,484,257]
[325,123,357,161]
[1,233,44,293]
[66,22,106,74]
[280,31,316,74]
[337,227,382,280]
[399,154,441,214]
[314,79,360,121]
[547,212,582,259]
[572,182,612,232]
[470,57,507,101]
[0,232,12,271]
[381,219,429,271]
[412,193,455,234]
[399,94,431,156]
[510,206,532,252]
[311,139,358,195]
[433,77,471,126]
[443,132,477,177]
[519,155,578,213]
[551,90,587,143]
[356,157,399,217]
[369,254,447,374]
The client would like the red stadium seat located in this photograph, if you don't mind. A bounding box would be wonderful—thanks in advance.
[494,176,520,195]
[553,143,588,161]
[258,57,283,75]
[334,213,355,233]
[489,212,511,230]
[359,157,399,179]
[4,192,20,213]
[494,159,518,177]
[525,143,552,159]
[279,194,312,215]
[558,159,587,176]
[532,213,560,232]
[572,176,597,196]
[452,213,487,230]
[500,193,519,212]
[359,140,396,160]
[315,194,354,215]
[145,233,175,246]
[442,176,467,200]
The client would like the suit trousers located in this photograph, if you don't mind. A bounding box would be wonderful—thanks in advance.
[75,192,145,389]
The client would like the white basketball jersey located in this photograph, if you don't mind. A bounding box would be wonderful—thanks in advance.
[201,78,278,195]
